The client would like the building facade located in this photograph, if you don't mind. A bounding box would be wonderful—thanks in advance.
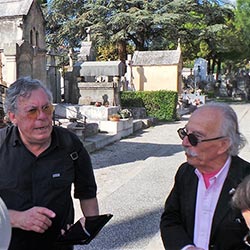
[131,49,182,94]
[0,0,46,88]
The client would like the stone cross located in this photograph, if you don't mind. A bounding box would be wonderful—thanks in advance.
[86,27,91,42]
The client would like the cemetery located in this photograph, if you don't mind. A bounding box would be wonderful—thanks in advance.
[1,0,250,142]
[1,2,250,250]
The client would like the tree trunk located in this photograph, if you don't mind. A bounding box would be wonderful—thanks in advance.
[116,40,127,63]
[216,58,221,80]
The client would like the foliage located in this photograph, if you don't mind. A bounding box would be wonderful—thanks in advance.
[233,0,250,66]
[120,91,145,107]
[45,0,179,55]
[118,109,132,119]
[121,91,178,121]
[42,0,250,73]
[235,0,250,41]
[96,43,135,61]
[97,44,119,61]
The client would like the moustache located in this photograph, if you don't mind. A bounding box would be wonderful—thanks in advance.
[184,147,198,157]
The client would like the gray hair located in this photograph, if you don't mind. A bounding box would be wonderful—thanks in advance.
[195,102,246,156]
[232,175,250,211]
[4,77,53,114]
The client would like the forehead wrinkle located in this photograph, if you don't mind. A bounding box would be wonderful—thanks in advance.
[17,90,50,108]
[187,108,222,137]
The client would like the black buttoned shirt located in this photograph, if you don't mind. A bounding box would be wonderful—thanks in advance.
[0,125,97,250]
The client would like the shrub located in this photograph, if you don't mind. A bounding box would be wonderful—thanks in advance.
[120,90,178,121]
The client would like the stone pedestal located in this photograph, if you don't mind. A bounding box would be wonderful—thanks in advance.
[78,81,119,106]
[98,118,133,135]
[54,103,120,121]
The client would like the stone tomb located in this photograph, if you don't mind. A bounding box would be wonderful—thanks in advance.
[54,103,119,121]
[54,103,133,140]
[78,60,125,106]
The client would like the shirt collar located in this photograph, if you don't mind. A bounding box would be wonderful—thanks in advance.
[10,125,22,147]
[10,125,57,149]
[195,156,232,179]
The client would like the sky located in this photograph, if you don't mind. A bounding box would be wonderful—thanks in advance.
[220,0,236,6]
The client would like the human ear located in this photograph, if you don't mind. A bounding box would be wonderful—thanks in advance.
[218,138,231,154]
[8,112,17,126]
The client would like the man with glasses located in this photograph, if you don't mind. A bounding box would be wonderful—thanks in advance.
[160,102,250,250]
[0,77,99,250]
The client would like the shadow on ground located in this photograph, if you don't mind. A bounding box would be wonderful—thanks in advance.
[77,207,163,250]
[91,141,183,170]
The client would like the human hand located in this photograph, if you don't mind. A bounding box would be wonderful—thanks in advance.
[9,207,56,233]
[79,216,86,228]
[60,216,86,235]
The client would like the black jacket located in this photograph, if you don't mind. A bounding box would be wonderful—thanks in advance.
[160,156,250,250]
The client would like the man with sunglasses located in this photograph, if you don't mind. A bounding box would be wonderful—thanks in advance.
[160,102,250,250]
[0,77,99,250]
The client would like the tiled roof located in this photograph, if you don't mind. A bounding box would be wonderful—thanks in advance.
[0,0,33,17]
[132,50,181,66]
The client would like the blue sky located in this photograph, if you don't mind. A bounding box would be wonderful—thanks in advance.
[220,0,236,5]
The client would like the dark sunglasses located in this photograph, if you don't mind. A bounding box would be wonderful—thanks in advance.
[244,230,250,247]
[177,127,225,146]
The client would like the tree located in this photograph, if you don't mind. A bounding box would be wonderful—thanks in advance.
[233,0,250,66]
[235,0,250,41]
[174,0,235,75]
[44,0,239,73]
[45,0,188,58]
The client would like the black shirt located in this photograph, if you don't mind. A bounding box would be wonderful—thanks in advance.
[0,125,97,250]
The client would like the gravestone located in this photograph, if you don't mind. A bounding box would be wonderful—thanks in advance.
[78,61,125,106]
[194,58,207,90]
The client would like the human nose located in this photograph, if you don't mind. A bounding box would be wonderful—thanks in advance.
[36,108,52,119]
[182,134,191,147]
[37,109,47,119]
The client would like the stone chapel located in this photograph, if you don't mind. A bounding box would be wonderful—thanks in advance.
[0,0,46,88]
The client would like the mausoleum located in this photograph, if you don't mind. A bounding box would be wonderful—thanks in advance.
[131,49,182,93]
[0,0,46,87]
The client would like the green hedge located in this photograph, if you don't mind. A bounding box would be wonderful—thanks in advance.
[120,90,178,121]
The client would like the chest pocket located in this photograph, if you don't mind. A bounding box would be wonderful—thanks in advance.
[50,151,78,188]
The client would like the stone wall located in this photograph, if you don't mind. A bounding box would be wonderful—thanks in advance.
[78,82,120,106]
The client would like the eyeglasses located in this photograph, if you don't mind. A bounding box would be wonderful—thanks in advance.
[244,230,250,247]
[177,127,226,146]
[22,104,54,120]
